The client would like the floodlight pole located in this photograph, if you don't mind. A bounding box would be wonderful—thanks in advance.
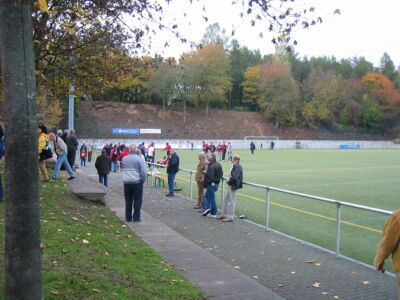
[68,82,74,129]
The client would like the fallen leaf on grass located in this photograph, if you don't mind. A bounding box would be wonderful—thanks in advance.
[86,233,91,236]
[62,248,68,254]
[312,282,320,288]
[82,239,90,244]
[51,290,60,295]
[104,251,110,257]
[72,217,78,221]
[92,288,101,293]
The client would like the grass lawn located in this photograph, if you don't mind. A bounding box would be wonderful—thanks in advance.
[152,148,400,269]
[0,168,205,299]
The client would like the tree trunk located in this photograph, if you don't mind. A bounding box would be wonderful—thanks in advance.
[206,100,209,119]
[0,1,43,299]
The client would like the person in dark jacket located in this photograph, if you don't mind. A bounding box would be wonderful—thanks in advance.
[250,141,256,154]
[202,153,223,217]
[66,129,79,169]
[166,149,179,197]
[217,155,243,222]
[95,149,111,188]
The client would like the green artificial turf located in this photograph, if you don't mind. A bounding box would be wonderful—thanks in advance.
[153,148,400,269]
[0,167,205,299]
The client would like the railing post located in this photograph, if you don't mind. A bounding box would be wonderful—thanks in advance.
[189,171,193,201]
[265,188,270,231]
[335,202,341,257]
[220,179,225,209]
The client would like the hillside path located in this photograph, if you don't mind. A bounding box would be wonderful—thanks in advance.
[76,163,397,300]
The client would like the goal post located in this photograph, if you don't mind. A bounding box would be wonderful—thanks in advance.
[244,136,279,150]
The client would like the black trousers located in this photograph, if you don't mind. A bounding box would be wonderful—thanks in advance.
[124,182,143,222]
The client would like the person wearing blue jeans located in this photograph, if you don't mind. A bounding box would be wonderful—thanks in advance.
[95,149,111,188]
[49,133,75,180]
[203,183,218,215]
[166,149,180,197]
[202,153,223,218]
[99,175,108,187]
[122,144,147,222]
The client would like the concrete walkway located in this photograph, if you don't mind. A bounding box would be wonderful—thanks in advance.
[74,164,397,300]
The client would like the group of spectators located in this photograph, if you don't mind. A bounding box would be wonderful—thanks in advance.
[202,140,233,162]
[194,151,243,222]
[38,125,78,182]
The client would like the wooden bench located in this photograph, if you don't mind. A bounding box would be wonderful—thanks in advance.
[154,173,167,188]
[146,171,167,188]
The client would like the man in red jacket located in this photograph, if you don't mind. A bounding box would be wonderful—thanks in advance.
[164,142,171,155]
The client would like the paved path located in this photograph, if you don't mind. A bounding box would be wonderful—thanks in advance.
[76,164,397,300]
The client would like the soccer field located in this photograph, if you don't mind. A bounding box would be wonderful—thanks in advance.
[154,148,400,269]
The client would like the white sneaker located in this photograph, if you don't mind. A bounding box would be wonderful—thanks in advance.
[208,214,217,218]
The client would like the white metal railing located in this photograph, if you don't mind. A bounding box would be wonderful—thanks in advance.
[147,162,392,258]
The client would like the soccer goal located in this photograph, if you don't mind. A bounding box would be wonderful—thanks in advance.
[244,136,279,150]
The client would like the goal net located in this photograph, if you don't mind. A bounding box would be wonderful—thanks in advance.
[244,136,279,150]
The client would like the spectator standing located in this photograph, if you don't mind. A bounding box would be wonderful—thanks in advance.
[166,149,179,197]
[374,209,400,297]
[202,141,209,154]
[66,129,79,169]
[110,145,120,172]
[80,143,88,167]
[221,141,227,161]
[202,153,223,218]
[95,149,111,188]
[140,142,146,157]
[191,142,194,151]
[38,124,50,182]
[136,149,145,161]
[165,142,171,155]
[147,142,155,165]
[270,140,275,150]
[217,155,243,222]
[194,152,207,209]
[250,141,256,154]
[209,142,216,153]
[103,143,111,156]
[227,142,233,161]
[122,144,147,222]
[61,129,69,142]
[87,143,93,162]
[48,133,76,180]
[217,143,223,161]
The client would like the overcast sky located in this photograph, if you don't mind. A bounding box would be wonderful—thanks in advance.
[127,0,400,67]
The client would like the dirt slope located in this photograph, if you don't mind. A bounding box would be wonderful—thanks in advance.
[74,101,387,140]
